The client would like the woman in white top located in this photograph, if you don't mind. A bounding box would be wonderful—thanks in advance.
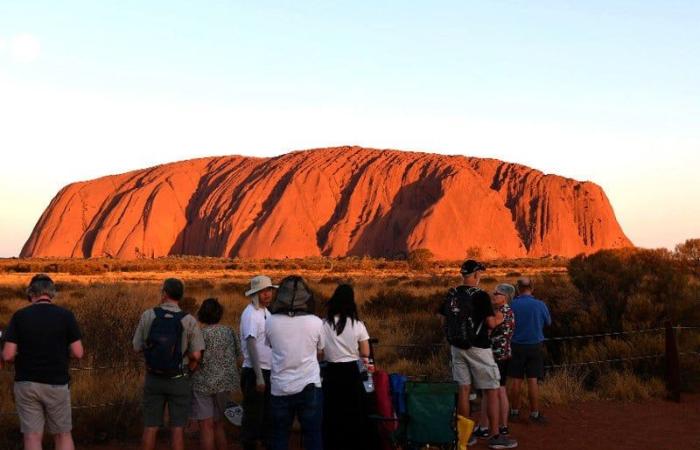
[321,284,371,450]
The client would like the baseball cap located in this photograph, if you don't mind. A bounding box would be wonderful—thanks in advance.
[460,259,486,275]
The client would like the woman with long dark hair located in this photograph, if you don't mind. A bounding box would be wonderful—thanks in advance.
[321,284,371,450]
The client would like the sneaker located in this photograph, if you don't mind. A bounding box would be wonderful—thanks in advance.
[468,435,478,446]
[488,434,518,449]
[529,412,547,424]
[473,426,490,439]
[499,425,509,435]
[509,409,520,421]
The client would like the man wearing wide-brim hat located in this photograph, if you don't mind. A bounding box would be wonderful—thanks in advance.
[240,275,278,450]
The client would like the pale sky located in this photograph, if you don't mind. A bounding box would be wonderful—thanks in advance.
[1,1,698,257]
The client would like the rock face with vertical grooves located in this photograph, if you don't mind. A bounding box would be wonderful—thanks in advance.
[21,147,632,259]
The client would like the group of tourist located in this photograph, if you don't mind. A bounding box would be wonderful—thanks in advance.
[130,274,374,450]
[0,258,550,450]
[440,260,551,449]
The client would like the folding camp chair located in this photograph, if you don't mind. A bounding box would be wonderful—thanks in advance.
[368,338,458,450]
[373,378,459,450]
[402,381,458,449]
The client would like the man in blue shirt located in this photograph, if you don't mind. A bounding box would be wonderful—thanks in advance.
[507,277,551,423]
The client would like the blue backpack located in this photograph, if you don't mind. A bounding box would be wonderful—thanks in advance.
[144,307,187,377]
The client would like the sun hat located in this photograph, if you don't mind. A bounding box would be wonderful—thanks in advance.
[224,403,243,427]
[268,275,315,317]
[245,275,278,297]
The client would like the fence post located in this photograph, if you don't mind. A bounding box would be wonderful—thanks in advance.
[665,321,681,402]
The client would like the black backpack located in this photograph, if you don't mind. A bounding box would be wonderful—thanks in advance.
[269,276,315,317]
[144,307,187,376]
[442,286,484,350]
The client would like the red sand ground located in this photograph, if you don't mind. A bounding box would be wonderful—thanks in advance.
[86,395,700,450]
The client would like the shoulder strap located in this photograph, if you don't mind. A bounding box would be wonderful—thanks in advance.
[153,307,186,320]
[463,286,481,296]
[460,286,485,335]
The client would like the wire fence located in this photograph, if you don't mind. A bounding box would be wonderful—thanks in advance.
[371,325,700,371]
[0,325,698,416]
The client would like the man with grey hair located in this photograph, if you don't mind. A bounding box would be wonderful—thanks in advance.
[240,275,277,450]
[507,277,551,424]
[2,274,84,450]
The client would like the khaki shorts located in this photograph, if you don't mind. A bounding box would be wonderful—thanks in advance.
[451,346,500,390]
[191,391,230,421]
[13,381,72,434]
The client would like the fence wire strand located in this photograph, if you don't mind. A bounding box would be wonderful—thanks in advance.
[545,353,665,369]
[0,400,139,416]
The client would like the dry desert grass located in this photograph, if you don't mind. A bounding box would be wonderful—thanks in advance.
[0,253,698,447]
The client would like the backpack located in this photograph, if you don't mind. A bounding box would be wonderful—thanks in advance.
[269,275,315,316]
[442,286,484,349]
[144,307,187,376]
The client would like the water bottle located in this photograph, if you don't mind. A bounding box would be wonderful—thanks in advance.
[358,358,375,393]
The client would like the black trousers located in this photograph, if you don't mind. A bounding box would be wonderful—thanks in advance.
[241,367,272,450]
[322,361,373,450]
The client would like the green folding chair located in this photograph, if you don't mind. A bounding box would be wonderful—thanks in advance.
[403,381,458,449]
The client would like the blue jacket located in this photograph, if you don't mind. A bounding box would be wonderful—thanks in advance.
[510,294,551,345]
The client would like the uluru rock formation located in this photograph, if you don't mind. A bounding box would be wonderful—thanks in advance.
[21,147,632,259]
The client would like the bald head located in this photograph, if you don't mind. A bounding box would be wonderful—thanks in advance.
[517,277,533,294]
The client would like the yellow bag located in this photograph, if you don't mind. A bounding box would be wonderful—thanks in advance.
[457,415,475,450]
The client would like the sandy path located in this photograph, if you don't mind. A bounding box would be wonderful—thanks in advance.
[82,395,700,450]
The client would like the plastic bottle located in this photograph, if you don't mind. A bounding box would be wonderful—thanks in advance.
[358,358,375,393]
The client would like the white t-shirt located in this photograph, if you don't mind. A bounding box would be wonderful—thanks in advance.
[240,304,272,370]
[322,317,370,363]
[265,314,324,396]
